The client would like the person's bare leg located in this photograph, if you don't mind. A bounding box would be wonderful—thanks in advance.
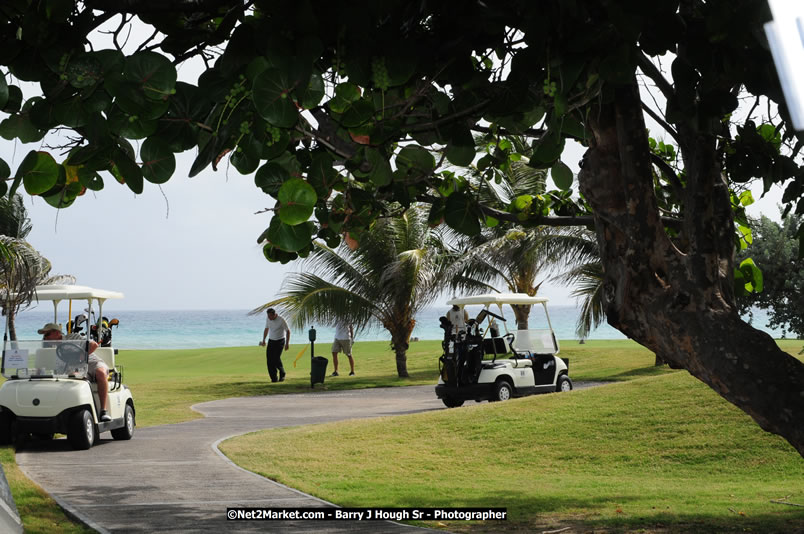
[347,354,355,374]
[332,352,339,374]
[96,367,109,413]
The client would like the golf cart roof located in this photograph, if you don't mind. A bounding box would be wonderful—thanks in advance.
[31,285,124,302]
[447,293,549,306]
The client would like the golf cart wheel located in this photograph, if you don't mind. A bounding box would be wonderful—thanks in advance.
[442,397,464,408]
[68,409,95,450]
[111,404,135,440]
[556,375,573,393]
[0,412,11,445]
[492,380,513,402]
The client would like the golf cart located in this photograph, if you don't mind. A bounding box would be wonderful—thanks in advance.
[0,285,135,450]
[436,293,572,408]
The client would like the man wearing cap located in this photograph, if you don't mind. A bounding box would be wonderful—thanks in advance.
[259,308,290,382]
[39,323,111,422]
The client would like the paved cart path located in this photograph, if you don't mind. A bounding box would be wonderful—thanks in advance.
[16,383,602,533]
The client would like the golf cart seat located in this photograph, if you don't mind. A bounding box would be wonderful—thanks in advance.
[482,337,508,355]
[94,347,115,369]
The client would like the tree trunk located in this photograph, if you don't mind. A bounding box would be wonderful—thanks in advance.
[394,346,409,378]
[511,304,530,331]
[7,312,17,342]
[578,79,804,457]
[388,320,415,378]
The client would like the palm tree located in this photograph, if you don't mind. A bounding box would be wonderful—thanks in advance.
[252,205,459,377]
[552,256,606,340]
[453,226,599,329]
[0,195,75,340]
[450,134,600,329]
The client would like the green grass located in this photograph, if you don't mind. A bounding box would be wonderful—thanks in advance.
[218,339,804,534]
[116,340,445,427]
[117,337,681,427]
[3,338,802,533]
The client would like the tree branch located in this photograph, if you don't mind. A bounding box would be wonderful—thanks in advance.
[642,102,680,145]
[637,52,675,103]
[83,0,239,14]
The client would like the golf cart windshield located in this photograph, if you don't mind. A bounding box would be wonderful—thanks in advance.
[2,284,123,379]
[447,293,559,355]
[2,339,90,379]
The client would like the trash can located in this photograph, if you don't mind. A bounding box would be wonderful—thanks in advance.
[310,356,328,388]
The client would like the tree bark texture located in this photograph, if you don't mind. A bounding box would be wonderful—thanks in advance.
[578,80,804,457]
[387,321,414,378]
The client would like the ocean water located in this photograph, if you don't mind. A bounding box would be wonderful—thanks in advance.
[4,305,787,351]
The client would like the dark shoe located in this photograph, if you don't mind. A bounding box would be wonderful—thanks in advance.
[100,411,112,423]
[331,371,339,377]
[349,371,355,376]
[279,372,286,382]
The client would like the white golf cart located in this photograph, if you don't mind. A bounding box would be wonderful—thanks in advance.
[436,293,572,407]
[0,285,135,450]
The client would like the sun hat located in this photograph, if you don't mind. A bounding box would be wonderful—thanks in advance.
[37,322,63,334]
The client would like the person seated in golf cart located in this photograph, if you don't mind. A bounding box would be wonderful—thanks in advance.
[39,323,112,422]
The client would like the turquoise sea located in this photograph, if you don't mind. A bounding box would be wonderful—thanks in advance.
[4,305,788,351]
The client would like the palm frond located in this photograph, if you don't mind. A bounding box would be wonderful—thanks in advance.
[251,273,378,332]
[553,262,605,339]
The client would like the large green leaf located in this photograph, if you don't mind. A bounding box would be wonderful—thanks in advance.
[53,97,90,128]
[550,160,573,190]
[111,80,170,120]
[267,217,315,252]
[297,71,325,109]
[0,113,44,143]
[161,82,208,152]
[0,75,7,110]
[366,148,393,187]
[124,51,177,102]
[77,167,104,191]
[341,98,375,128]
[141,137,176,184]
[43,180,82,209]
[396,145,435,175]
[16,151,60,195]
[111,150,144,194]
[328,83,362,113]
[531,128,565,166]
[444,192,481,236]
[107,107,158,139]
[252,68,298,128]
[277,178,317,225]
[445,126,475,167]
[2,86,22,113]
[738,257,764,293]
[0,158,10,181]
[255,161,288,198]
[231,134,263,175]
[307,152,337,196]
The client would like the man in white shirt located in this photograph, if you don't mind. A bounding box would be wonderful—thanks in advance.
[446,305,469,335]
[330,320,355,377]
[259,308,290,382]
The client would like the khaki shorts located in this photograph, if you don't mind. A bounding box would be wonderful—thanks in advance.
[331,338,352,355]
[88,354,109,378]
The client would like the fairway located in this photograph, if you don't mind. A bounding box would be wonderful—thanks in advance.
[218,340,804,533]
[2,339,802,533]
